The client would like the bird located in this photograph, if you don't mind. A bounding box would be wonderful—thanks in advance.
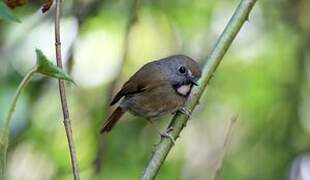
[100,55,201,141]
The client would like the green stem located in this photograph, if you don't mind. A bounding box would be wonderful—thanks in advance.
[0,67,37,179]
[140,0,257,179]
[3,67,38,130]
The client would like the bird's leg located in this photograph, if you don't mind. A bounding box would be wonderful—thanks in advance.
[160,127,175,145]
[178,107,192,118]
[146,119,176,145]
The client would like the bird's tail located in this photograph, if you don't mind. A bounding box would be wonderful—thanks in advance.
[100,107,125,134]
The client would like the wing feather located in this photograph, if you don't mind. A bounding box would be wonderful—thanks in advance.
[109,62,165,105]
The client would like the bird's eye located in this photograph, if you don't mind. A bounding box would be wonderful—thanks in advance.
[178,66,186,74]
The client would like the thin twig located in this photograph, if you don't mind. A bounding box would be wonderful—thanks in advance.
[54,0,80,179]
[105,0,141,105]
[141,0,257,179]
[3,67,38,130]
[0,67,37,179]
[94,0,141,174]
[210,115,238,180]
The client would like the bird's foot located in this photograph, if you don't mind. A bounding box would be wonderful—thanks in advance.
[179,107,192,118]
[160,127,175,145]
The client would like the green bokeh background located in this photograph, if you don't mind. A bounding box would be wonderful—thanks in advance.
[0,0,310,179]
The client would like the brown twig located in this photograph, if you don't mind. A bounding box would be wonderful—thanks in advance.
[94,0,141,174]
[210,115,238,180]
[54,0,80,179]
[105,0,141,103]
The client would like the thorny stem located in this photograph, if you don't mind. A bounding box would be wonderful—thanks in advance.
[141,0,257,179]
[54,0,80,179]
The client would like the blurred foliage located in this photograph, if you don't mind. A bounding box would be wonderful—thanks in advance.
[0,0,310,179]
[0,1,20,22]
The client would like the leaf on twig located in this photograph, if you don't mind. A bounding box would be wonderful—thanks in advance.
[35,49,75,84]
[0,1,20,22]
[5,0,27,9]
[41,0,53,13]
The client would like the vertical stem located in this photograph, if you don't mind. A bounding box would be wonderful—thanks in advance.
[141,0,257,179]
[104,0,141,113]
[95,0,141,174]
[54,0,80,179]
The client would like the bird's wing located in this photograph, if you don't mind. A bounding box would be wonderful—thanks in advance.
[109,80,140,105]
[109,64,166,105]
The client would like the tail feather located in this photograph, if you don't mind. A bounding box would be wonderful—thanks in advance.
[100,107,125,134]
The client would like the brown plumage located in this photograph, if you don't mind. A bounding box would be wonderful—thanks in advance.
[100,55,201,134]
[100,107,125,133]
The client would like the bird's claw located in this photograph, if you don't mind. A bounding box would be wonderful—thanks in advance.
[179,107,192,118]
[160,128,175,145]
[166,127,174,133]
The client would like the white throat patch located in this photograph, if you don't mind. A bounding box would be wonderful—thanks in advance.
[177,84,192,96]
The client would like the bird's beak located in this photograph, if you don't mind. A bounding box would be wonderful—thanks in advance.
[188,71,198,86]
[188,75,198,86]
[190,78,198,86]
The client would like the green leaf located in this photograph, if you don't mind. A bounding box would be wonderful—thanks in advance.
[0,1,20,23]
[35,49,75,84]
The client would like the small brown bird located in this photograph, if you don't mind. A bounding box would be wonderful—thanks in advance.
[100,55,201,137]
